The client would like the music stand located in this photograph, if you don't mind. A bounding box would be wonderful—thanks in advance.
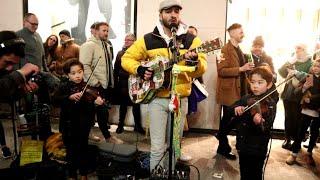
[10,101,19,158]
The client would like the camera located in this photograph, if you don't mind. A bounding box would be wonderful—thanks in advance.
[28,73,43,83]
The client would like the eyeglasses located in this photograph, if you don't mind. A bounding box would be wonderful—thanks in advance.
[26,20,39,26]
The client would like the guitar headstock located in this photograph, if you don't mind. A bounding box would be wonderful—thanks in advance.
[198,37,223,54]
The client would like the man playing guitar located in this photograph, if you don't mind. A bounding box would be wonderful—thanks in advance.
[121,0,207,172]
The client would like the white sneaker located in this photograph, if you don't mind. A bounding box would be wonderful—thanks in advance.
[106,136,123,144]
[179,154,192,161]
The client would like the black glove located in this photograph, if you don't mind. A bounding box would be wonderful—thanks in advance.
[185,53,198,66]
[137,66,153,80]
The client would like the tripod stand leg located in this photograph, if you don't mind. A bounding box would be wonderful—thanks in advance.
[168,111,174,179]
[11,101,19,157]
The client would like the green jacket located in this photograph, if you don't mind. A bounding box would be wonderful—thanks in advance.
[278,58,312,101]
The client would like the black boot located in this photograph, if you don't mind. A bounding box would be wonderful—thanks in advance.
[116,125,124,134]
[117,104,127,134]
[217,144,236,160]
[134,126,145,135]
[132,104,145,134]
[282,139,292,150]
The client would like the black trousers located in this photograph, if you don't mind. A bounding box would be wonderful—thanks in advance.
[0,121,6,146]
[118,103,141,128]
[239,152,266,180]
[216,105,239,154]
[64,114,92,177]
[291,114,320,153]
[95,88,112,139]
[283,100,302,140]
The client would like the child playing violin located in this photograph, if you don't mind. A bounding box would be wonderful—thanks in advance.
[286,59,320,166]
[227,66,278,180]
[53,58,104,180]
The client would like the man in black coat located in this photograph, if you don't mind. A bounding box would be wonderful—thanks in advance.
[0,30,39,158]
[0,30,39,101]
[113,33,145,134]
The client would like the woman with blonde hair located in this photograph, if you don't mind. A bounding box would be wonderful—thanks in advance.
[278,43,312,150]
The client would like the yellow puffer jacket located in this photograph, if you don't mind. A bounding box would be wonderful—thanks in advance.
[121,27,207,98]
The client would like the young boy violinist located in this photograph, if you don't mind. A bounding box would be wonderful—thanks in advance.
[286,59,320,166]
[226,66,278,180]
[53,58,104,180]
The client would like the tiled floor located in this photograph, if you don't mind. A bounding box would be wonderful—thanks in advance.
[1,117,320,180]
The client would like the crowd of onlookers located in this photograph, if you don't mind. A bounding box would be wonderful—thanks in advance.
[1,0,320,179]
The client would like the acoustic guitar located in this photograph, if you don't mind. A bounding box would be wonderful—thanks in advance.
[128,37,223,104]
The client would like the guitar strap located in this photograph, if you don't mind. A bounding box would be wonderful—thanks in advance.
[102,41,114,89]
[163,34,195,89]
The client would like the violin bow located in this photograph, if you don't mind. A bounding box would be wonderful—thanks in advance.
[79,56,102,99]
[243,74,295,113]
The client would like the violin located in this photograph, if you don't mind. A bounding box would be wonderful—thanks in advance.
[243,74,295,114]
[70,81,102,103]
[70,81,112,108]
[244,96,274,132]
[246,96,272,117]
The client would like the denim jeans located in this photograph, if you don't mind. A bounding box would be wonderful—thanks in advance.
[149,97,187,171]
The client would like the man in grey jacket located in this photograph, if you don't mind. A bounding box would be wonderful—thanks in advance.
[80,22,122,144]
[16,13,57,140]
[16,13,45,71]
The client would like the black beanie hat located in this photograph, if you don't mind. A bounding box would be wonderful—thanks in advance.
[0,31,25,58]
[59,29,71,38]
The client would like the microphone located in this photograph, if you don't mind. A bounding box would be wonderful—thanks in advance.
[170,23,178,33]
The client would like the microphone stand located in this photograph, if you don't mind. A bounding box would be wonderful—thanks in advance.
[168,26,178,180]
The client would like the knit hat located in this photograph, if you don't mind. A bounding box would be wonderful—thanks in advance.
[59,29,71,38]
[159,0,182,12]
[252,36,264,47]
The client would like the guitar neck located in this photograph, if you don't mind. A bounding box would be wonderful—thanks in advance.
[167,47,201,68]
[161,37,222,71]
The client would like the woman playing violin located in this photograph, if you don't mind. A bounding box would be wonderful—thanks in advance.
[53,59,104,180]
[227,66,278,180]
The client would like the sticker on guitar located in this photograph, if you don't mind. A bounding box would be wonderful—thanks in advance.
[129,37,223,104]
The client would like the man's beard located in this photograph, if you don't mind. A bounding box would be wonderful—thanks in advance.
[162,19,179,30]
[99,36,108,41]
[237,36,244,43]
